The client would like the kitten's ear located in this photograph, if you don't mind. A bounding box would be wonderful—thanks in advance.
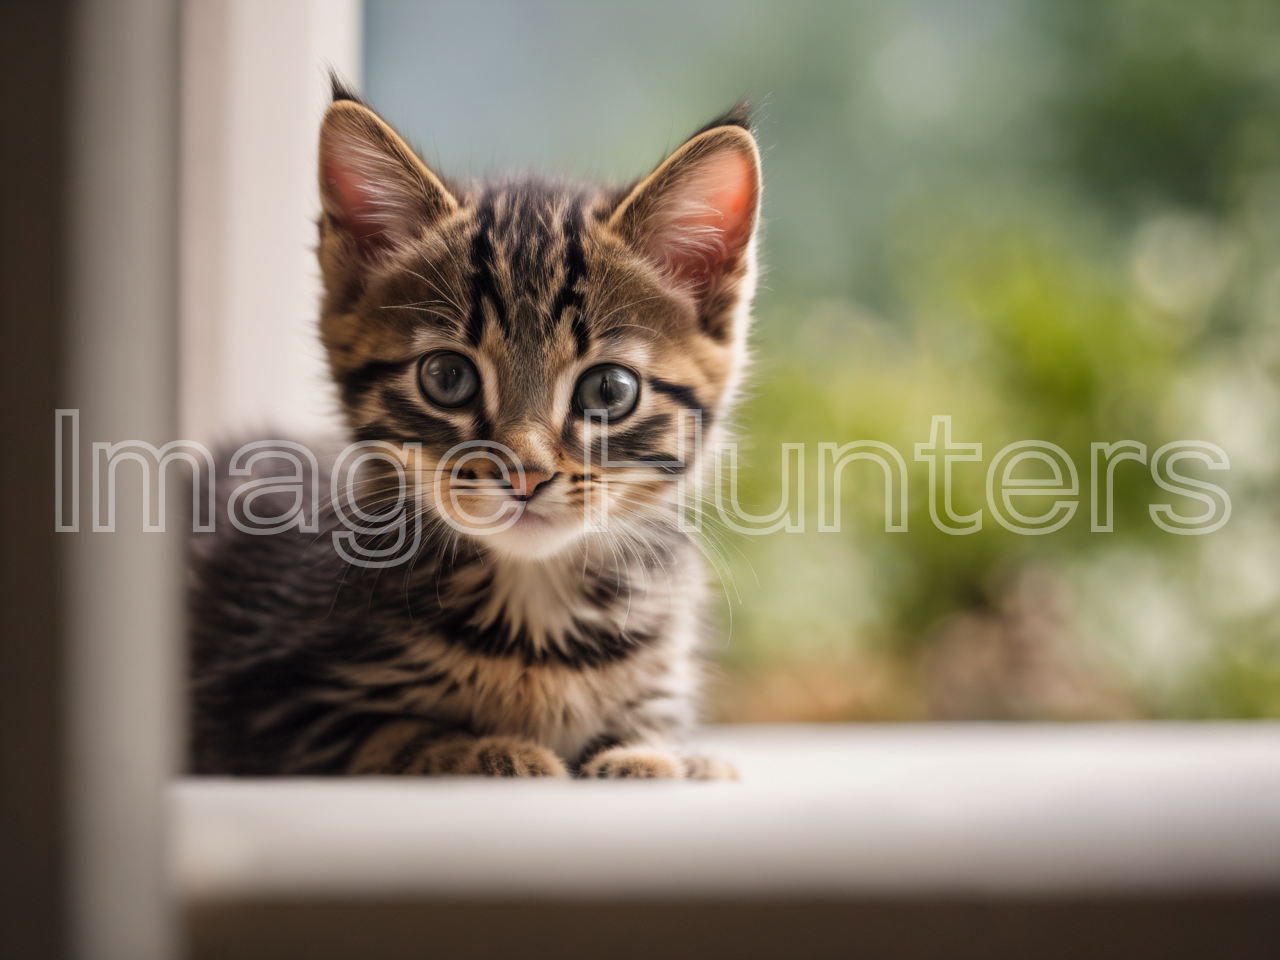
[610,115,760,315]
[318,98,457,257]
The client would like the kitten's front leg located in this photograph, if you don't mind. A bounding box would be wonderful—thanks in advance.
[350,720,567,777]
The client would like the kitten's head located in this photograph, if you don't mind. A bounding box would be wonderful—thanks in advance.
[316,85,760,561]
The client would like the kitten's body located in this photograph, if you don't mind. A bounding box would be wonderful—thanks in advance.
[190,88,760,778]
[191,442,707,774]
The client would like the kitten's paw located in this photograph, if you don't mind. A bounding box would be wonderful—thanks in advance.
[581,747,683,779]
[462,736,568,777]
[420,736,566,777]
[681,755,739,781]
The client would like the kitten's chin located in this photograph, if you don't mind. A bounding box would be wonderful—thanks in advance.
[472,511,587,561]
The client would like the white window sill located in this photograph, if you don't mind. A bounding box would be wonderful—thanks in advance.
[173,723,1280,902]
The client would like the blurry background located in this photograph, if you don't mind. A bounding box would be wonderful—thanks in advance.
[365,0,1280,723]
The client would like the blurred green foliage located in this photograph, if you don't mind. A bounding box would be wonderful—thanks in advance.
[715,0,1280,720]
[369,0,1280,720]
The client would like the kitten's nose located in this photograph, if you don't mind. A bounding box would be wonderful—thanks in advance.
[508,468,556,501]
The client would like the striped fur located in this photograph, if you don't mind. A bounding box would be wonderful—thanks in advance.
[189,86,761,778]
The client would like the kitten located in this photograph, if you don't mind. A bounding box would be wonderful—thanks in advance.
[189,82,760,778]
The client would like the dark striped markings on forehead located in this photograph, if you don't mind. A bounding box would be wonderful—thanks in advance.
[464,181,592,356]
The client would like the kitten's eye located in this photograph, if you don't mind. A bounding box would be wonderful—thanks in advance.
[419,352,480,408]
[574,364,640,420]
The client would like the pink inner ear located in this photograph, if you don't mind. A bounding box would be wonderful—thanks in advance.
[322,154,389,249]
[653,150,756,295]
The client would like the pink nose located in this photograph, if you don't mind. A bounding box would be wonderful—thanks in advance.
[508,469,555,500]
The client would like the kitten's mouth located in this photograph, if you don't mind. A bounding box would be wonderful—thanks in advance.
[457,497,585,560]
[509,504,550,528]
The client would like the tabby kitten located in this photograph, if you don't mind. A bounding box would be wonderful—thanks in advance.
[189,83,761,778]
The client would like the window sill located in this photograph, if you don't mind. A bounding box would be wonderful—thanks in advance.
[173,722,1280,902]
